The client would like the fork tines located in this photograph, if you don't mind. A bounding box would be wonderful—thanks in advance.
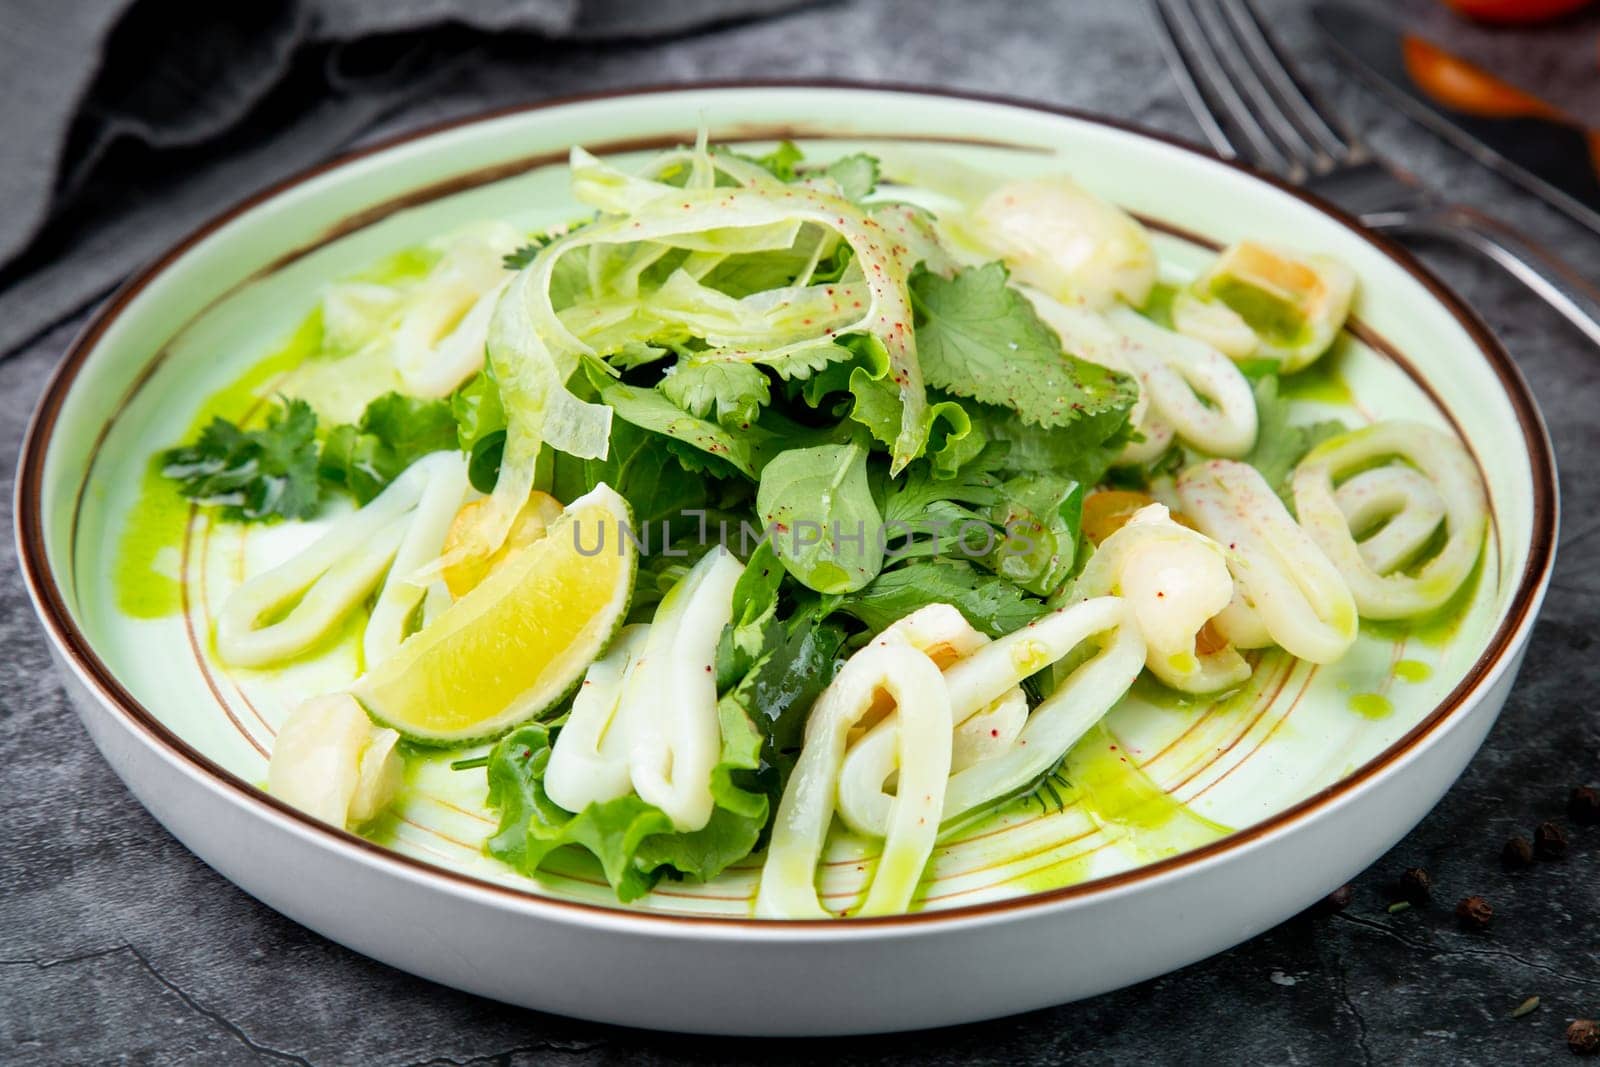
[1152,0,1363,180]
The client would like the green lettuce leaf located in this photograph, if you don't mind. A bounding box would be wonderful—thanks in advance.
[484,698,769,902]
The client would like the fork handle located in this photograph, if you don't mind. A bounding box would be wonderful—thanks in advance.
[1367,204,1600,349]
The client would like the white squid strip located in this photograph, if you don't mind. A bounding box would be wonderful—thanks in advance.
[940,597,1146,822]
[1335,466,1449,576]
[1293,422,1487,619]
[362,454,472,669]
[543,625,652,814]
[1105,306,1258,458]
[1178,460,1358,664]
[835,605,1024,838]
[1024,288,1254,461]
[216,452,470,669]
[1021,288,1169,465]
[616,548,744,832]
[1075,504,1248,693]
[837,597,1146,838]
[756,639,953,919]
[1171,289,1259,360]
[393,225,521,398]
[268,693,402,829]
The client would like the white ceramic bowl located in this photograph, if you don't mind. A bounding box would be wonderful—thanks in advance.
[17,84,1557,1035]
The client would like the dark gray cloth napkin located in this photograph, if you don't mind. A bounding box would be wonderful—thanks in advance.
[0,0,813,359]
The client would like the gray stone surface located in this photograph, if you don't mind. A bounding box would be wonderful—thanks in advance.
[2,0,1597,1062]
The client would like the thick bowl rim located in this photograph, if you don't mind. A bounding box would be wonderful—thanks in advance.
[14,80,1559,934]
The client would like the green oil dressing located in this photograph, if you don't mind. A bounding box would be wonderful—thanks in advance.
[1394,660,1432,683]
[113,457,190,618]
[111,309,326,619]
[1063,722,1231,861]
[1279,339,1354,407]
[1140,282,1179,329]
[1348,692,1394,719]
[1360,545,1487,648]
[347,244,441,286]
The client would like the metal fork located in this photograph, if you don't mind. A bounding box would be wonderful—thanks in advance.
[1152,0,1600,348]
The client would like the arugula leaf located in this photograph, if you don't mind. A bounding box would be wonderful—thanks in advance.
[715,540,786,689]
[161,398,322,522]
[830,558,1047,638]
[910,263,1138,429]
[821,153,880,202]
[658,359,772,430]
[1242,374,1346,495]
[724,602,849,803]
[483,702,769,902]
[320,392,458,504]
[756,441,885,593]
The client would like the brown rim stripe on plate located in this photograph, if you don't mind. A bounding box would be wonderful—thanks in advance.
[14,81,1559,930]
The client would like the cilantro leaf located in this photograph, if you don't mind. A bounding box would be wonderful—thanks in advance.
[821,153,880,202]
[658,359,771,430]
[714,540,786,690]
[727,140,805,181]
[910,263,1138,429]
[503,236,552,271]
[1242,375,1346,495]
[320,392,458,504]
[161,398,322,522]
[964,394,1135,488]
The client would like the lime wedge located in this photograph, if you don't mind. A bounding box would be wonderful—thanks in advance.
[354,484,635,744]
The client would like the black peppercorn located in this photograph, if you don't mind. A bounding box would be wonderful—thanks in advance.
[1397,866,1433,904]
[1569,787,1600,827]
[1503,836,1536,870]
[1319,884,1354,913]
[1568,1019,1599,1056]
[1534,821,1569,861]
[1456,895,1493,931]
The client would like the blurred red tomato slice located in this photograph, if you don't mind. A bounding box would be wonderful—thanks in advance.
[1441,0,1593,23]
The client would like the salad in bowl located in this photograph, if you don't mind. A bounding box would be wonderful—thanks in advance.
[144,132,1487,918]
